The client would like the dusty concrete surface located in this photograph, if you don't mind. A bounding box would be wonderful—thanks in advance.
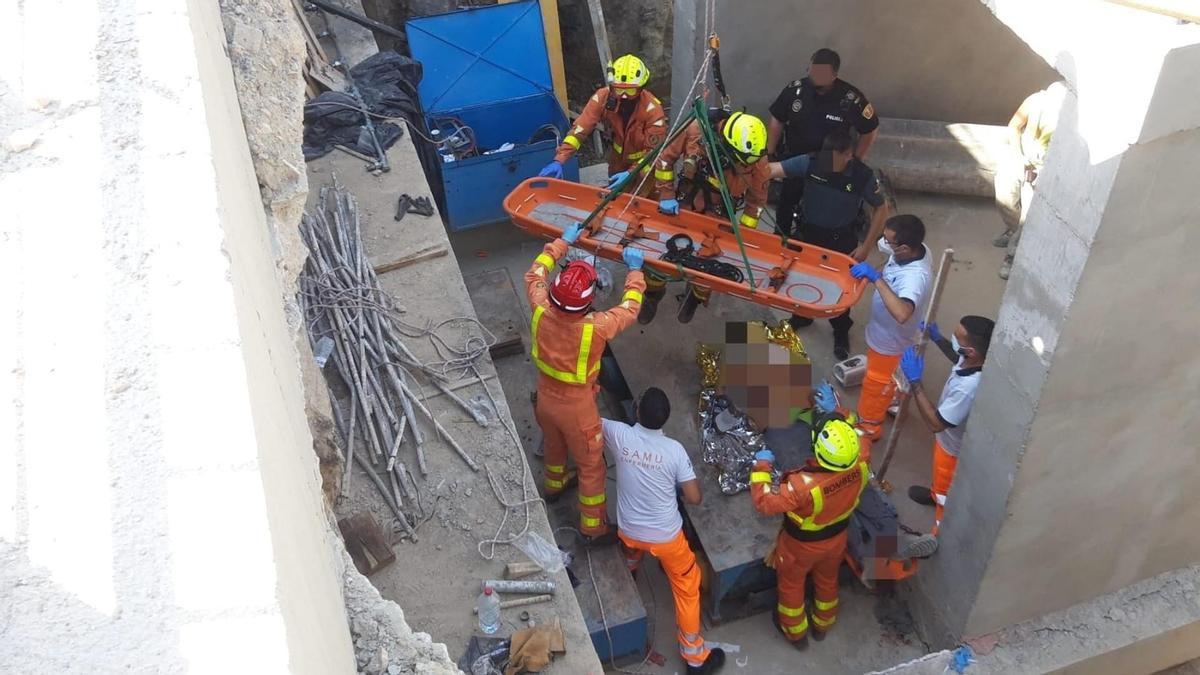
[449,165,1012,672]
[307,137,604,674]
[911,0,1200,646]
[672,0,1058,125]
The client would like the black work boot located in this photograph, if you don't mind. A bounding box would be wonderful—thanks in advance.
[686,648,726,674]
[772,612,810,651]
[833,330,850,361]
[908,485,935,506]
[638,288,665,325]
[541,470,578,504]
[583,526,619,548]
[788,314,814,330]
[677,292,701,324]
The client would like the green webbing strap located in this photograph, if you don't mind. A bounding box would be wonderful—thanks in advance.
[692,97,756,291]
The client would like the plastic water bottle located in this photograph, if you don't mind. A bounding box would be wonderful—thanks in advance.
[477,587,500,634]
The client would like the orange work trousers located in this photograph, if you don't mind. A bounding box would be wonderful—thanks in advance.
[773,529,847,640]
[535,385,608,536]
[619,530,710,667]
[857,347,902,441]
[931,439,958,534]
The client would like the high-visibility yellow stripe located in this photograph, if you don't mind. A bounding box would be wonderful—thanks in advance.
[812,614,837,628]
[544,464,565,473]
[581,515,601,528]
[579,492,606,506]
[535,253,555,269]
[786,617,810,634]
[776,603,805,618]
[612,142,623,154]
[564,135,582,150]
[739,213,759,228]
[654,169,674,181]
[707,175,721,189]
[545,478,564,489]
[814,597,839,611]
[749,471,772,484]
[530,306,595,384]
[639,165,651,175]
[622,289,643,304]
[787,461,869,531]
[627,150,646,160]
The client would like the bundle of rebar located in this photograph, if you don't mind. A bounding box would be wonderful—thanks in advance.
[299,180,483,542]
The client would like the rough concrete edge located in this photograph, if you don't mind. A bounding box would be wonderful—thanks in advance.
[216,2,460,673]
[883,566,1200,674]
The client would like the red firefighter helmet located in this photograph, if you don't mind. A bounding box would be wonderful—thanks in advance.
[549,260,597,313]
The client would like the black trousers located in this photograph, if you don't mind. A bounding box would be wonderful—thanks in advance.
[775,177,805,240]
[797,223,857,336]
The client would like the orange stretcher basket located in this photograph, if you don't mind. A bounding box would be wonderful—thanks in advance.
[503,178,868,319]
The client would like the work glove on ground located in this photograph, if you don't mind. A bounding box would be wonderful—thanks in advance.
[850,262,881,283]
[920,320,943,343]
[561,222,584,244]
[606,171,630,189]
[538,160,564,179]
[900,346,925,384]
[658,198,680,215]
[814,381,838,414]
[754,448,775,464]
[622,247,644,271]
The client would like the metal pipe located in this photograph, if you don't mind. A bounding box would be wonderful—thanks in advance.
[482,579,556,594]
[304,0,407,41]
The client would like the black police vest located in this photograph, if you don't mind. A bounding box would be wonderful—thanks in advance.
[800,153,872,230]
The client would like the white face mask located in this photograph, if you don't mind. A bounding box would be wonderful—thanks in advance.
[951,334,969,357]
[877,238,894,255]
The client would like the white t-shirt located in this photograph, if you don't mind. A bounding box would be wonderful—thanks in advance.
[601,419,696,544]
[934,362,982,457]
[865,245,933,356]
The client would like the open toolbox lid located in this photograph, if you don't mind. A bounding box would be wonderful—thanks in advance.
[406,0,556,115]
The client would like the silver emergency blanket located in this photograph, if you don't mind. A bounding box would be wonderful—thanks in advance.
[698,388,774,494]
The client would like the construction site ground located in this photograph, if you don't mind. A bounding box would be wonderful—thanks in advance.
[309,121,1008,673]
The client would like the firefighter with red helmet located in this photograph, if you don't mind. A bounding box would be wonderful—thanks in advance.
[525,222,646,545]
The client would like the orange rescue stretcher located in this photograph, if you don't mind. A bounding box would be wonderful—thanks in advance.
[504,178,867,319]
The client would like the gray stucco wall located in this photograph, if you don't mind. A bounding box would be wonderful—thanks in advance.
[672,0,1058,125]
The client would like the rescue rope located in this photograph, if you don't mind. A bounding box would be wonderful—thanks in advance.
[662,234,745,283]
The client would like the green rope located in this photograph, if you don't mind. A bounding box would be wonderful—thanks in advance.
[690,98,757,291]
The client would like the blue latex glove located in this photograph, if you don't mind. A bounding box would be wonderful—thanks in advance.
[561,222,584,244]
[538,161,564,179]
[900,346,925,384]
[850,262,881,283]
[658,198,680,215]
[755,448,775,464]
[814,381,837,414]
[921,320,943,343]
[622,247,644,271]
[607,171,630,189]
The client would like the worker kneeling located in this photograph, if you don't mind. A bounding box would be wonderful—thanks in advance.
[749,417,869,649]
[526,222,646,545]
[603,388,724,674]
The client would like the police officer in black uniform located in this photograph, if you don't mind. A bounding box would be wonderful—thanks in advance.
[767,48,880,242]
[768,129,890,360]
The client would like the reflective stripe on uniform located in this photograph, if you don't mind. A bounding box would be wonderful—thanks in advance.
[776,603,805,618]
[564,135,582,150]
[627,150,647,160]
[535,253,555,269]
[654,168,674,181]
[530,305,599,384]
[707,175,722,189]
[749,471,772,484]
[581,515,601,528]
[622,289,643,304]
[638,165,651,175]
[814,597,838,611]
[739,213,759,228]
[812,614,837,628]
[579,492,606,506]
[544,477,565,489]
[786,616,810,634]
[612,142,623,154]
[544,464,565,474]
[787,461,870,531]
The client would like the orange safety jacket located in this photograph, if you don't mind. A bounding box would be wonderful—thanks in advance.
[654,119,770,229]
[749,459,870,541]
[554,87,668,175]
[524,239,646,396]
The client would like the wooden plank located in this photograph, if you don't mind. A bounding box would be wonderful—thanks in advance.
[291,0,330,64]
[373,244,449,276]
[1103,0,1200,23]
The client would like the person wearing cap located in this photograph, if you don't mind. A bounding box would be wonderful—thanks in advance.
[525,222,646,545]
[899,315,995,533]
[749,413,869,649]
[539,54,667,192]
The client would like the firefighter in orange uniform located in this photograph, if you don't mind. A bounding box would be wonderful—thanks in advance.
[525,222,646,545]
[634,111,771,324]
[749,417,869,648]
[538,54,667,190]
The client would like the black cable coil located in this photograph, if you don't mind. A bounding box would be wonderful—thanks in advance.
[661,234,745,283]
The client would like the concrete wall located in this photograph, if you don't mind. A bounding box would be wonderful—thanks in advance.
[911,0,1200,644]
[672,0,1058,125]
[0,0,354,671]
